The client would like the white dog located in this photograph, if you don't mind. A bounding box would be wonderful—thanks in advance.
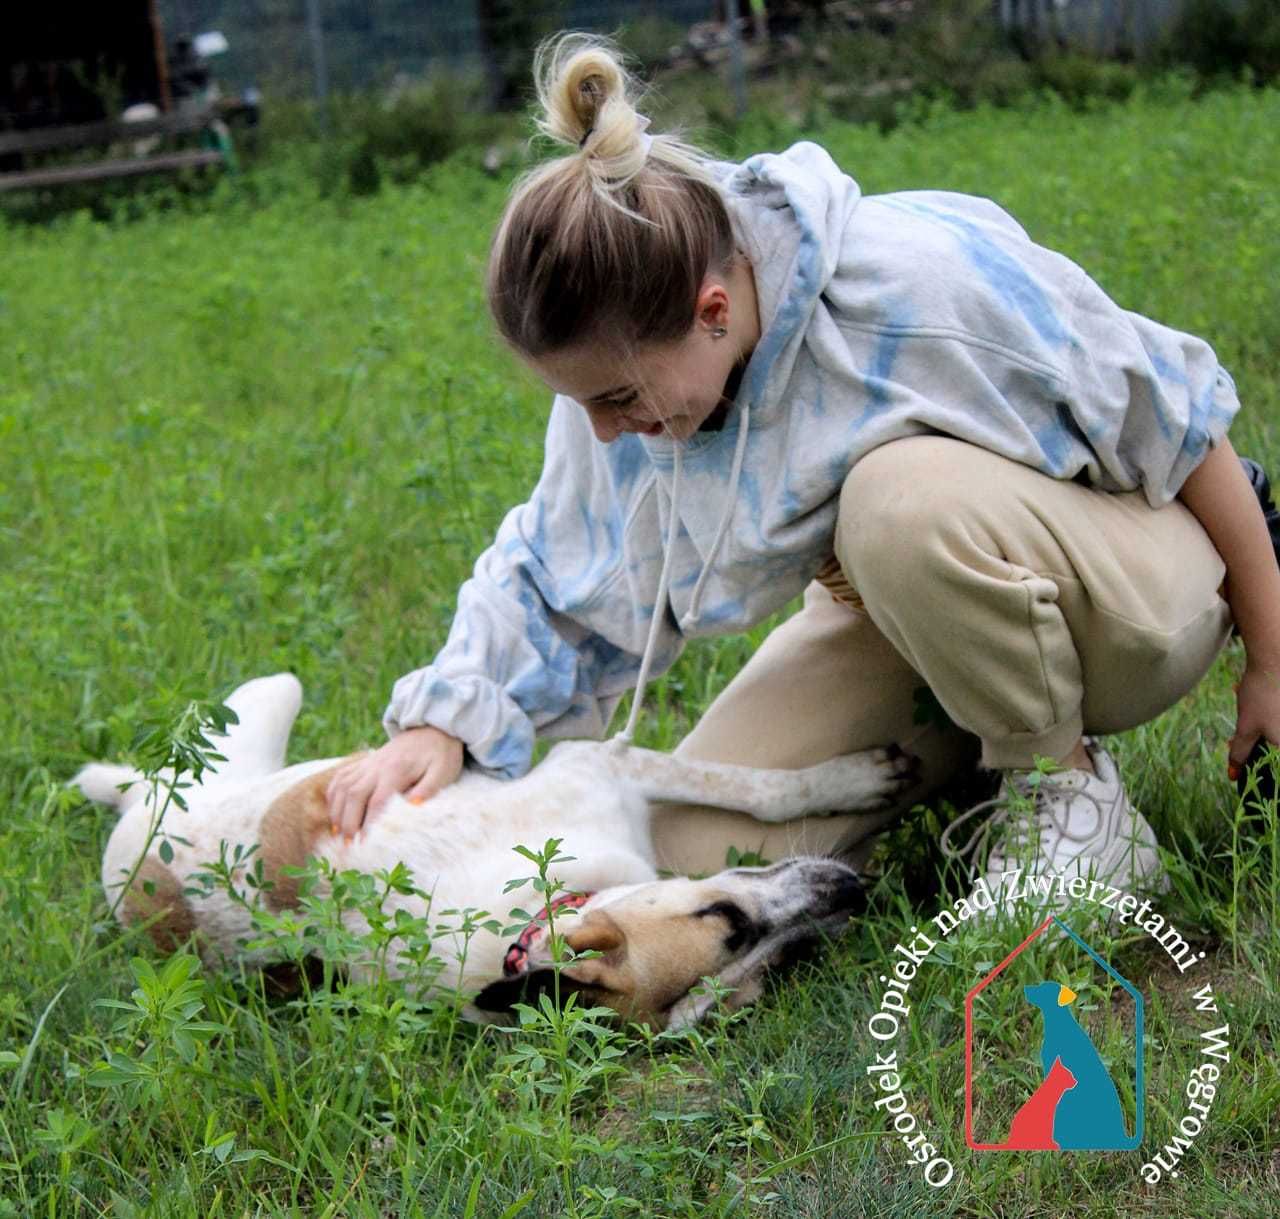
[77,674,915,1029]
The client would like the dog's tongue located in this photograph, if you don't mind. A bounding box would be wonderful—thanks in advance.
[501,891,594,977]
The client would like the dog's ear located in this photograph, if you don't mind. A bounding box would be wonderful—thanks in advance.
[664,969,768,1031]
[663,924,841,1032]
[471,968,591,1016]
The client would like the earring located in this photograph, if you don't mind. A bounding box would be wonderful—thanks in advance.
[711,326,728,339]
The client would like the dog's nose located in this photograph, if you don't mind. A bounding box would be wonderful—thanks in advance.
[808,860,870,916]
[828,867,866,914]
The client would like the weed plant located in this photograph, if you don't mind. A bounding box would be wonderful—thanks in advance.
[1,84,1278,1216]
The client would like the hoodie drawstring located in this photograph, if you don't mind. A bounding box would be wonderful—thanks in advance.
[612,400,752,747]
[613,439,683,746]
[688,401,750,623]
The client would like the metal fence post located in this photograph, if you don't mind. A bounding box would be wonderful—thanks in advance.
[725,0,747,121]
[305,0,330,133]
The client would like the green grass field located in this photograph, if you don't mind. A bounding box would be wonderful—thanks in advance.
[2,81,1279,1216]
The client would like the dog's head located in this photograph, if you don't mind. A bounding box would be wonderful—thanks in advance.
[471,856,865,1030]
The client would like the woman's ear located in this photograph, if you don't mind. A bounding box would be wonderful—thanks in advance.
[693,276,732,334]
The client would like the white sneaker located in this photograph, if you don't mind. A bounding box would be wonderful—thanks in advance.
[939,738,1165,916]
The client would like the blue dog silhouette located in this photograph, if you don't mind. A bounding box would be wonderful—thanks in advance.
[1023,981,1129,1149]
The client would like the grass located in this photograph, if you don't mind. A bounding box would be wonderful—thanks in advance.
[2,81,1279,1216]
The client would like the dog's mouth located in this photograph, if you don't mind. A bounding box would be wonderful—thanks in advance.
[501,890,595,978]
[481,860,868,1027]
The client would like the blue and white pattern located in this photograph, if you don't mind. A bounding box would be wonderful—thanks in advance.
[385,142,1240,777]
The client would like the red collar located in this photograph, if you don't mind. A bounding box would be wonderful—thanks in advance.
[502,891,594,977]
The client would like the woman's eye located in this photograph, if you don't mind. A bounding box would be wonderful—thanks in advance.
[603,391,638,410]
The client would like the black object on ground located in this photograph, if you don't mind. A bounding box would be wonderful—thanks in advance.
[1235,737,1279,808]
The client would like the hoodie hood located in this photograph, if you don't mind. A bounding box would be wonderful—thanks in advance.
[715,142,863,425]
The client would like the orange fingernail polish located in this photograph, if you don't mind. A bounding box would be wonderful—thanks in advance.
[409,796,425,806]
[1228,762,1240,781]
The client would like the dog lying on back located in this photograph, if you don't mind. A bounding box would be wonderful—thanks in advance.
[76,674,915,1029]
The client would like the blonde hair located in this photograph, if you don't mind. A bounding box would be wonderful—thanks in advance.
[486,32,737,359]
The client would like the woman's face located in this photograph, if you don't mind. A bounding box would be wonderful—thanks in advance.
[529,327,744,444]
[525,258,760,444]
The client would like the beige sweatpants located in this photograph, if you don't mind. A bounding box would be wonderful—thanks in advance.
[649,436,1234,877]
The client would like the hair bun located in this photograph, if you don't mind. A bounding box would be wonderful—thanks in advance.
[572,70,607,145]
[534,33,645,162]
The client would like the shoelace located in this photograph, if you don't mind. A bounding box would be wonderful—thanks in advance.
[938,771,1106,871]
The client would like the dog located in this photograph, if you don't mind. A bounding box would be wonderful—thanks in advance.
[76,673,916,1030]
[1023,981,1131,1149]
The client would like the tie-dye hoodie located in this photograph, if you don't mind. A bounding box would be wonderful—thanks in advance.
[384,141,1240,777]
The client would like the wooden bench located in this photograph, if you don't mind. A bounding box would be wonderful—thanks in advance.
[0,108,231,192]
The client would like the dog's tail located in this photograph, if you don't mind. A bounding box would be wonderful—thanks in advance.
[72,763,146,812]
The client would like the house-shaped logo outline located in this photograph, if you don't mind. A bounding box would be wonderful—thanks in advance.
[963,912,1145,1151]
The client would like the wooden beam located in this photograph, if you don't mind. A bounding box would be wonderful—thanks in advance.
[0,150,225,192]
[149,0,173,112]
[0,109,216,157]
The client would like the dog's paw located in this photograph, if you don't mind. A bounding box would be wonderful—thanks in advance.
[813,745,920,813]
[71,762,144,811]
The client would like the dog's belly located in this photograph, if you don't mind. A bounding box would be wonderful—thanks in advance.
[102,751,658,996]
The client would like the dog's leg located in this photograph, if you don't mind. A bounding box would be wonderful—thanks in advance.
[210,673,304,782]
[602,743,917,821]
[663,944,774,1031]
[75,674,305,814]
[100,758,349,963]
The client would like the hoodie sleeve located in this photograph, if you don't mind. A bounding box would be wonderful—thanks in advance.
[1065,269,1241,507]
[382,397,676,778]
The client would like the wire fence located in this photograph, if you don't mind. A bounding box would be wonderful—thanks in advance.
[157,1,718,100]
[995,0,1206,59]
[155,1,1212,108]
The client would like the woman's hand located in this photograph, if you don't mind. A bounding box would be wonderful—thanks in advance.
[1176,438,1280,778]
[1228,659,1280,779]
[325,725,464,838]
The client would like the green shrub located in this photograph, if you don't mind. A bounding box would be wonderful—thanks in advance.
[245,71,516,199]
[613,14,689,71]
[820,0,1038,126]
[1034,51,1139,108]
[1163,0,1280,83]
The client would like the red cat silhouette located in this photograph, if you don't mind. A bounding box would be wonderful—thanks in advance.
[1003,1056,1077,1150]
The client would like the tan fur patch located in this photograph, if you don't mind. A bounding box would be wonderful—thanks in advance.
[122,857,196,952]
[259,764,348,911]
[561,906,732,1028]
